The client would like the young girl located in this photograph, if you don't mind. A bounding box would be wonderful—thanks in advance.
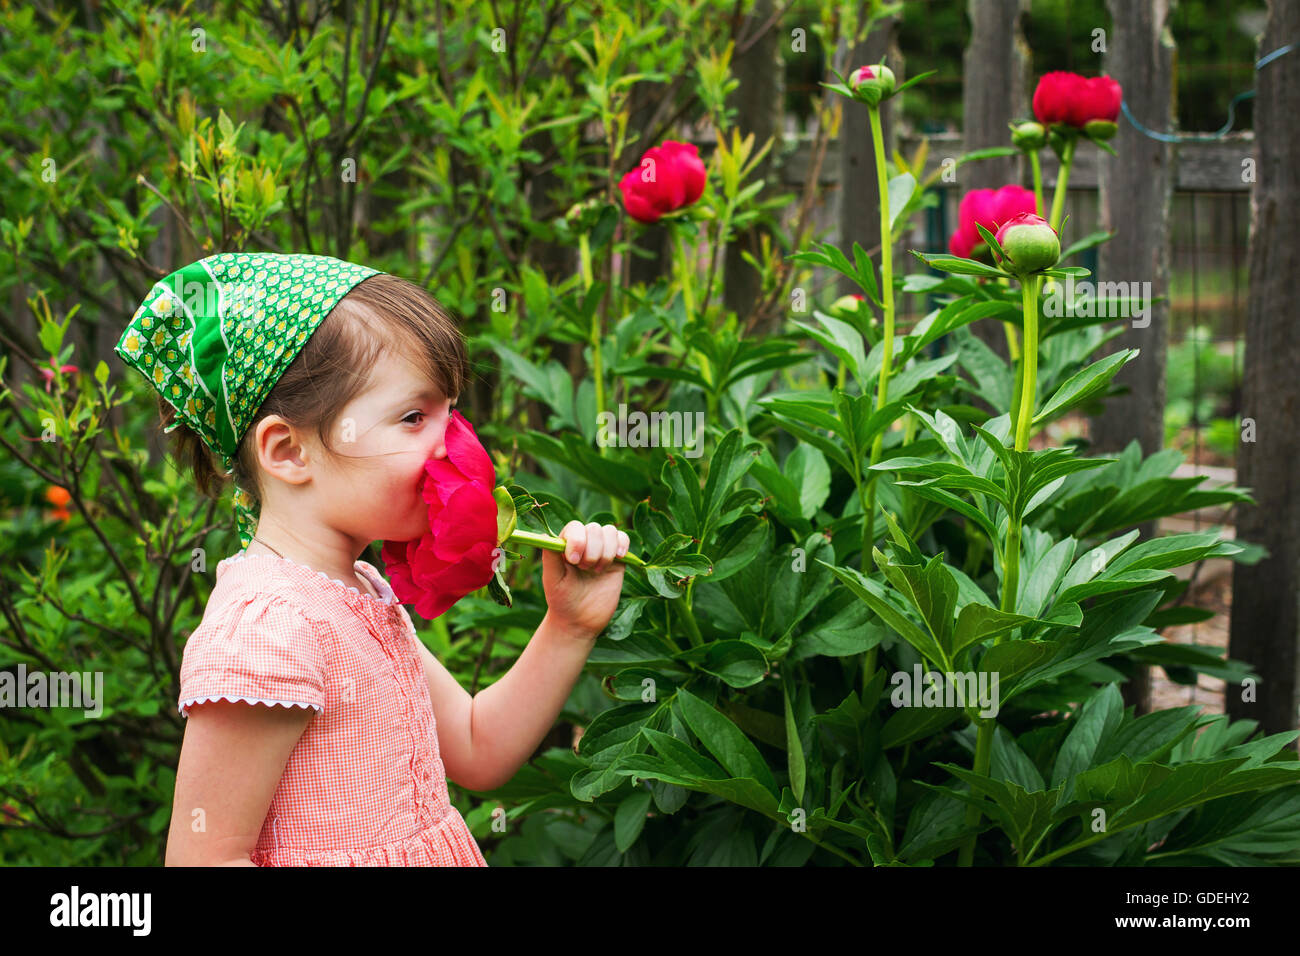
[115,252,630,866]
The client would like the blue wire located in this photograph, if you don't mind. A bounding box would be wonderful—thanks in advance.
[1120,42,1294,143]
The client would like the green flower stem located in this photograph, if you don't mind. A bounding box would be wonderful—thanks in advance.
[579,232,594,289]
[1044,139,1075,301]
[676,226,714,397]
[1008,339,1025,463]
[585,231,619,519]
[676,228,697,321]
[856,103,897,693]
[862,103,896,568]
[590,304,607,458]
[1047,137,1076,234]
[1001,517,1022,616]
[507,528,646,568]
[956,716,995,866]
[1001,274,1041,635]
[675,599,704,648]
[862,476,878,576]
[1013,274,1041,452]
[1029,150,1045,218]
[959,272,1041,868]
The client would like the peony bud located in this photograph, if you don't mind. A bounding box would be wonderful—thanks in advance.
[994,213,1060,275]
[1011,121,1046,151]
[829,293,866,318]
[849,63,896,106]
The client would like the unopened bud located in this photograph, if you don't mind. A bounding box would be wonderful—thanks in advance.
[994,213,1060,275]
[849,64,896,107]
[829,293,866,317]
[1011,121,1046,151]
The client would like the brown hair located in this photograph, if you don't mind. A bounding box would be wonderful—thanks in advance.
[157,272,471,508]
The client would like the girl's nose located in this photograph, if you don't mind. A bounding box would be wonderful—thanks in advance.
[426,430,448,461]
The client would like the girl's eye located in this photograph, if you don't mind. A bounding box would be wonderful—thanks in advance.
[402,411,426,425]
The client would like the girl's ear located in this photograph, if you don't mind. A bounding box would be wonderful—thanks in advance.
[254,415,312,485]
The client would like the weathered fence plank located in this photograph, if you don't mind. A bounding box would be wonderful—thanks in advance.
[1229,0,1300,739]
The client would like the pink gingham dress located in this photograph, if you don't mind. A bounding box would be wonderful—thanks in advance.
[177,550,488,867]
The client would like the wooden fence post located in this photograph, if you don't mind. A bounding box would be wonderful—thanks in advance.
[961,0,1028,361]
[1090,0,1176,717]
[1229,0,1300,739]
[838,9,902,301]
[723,0,784,334]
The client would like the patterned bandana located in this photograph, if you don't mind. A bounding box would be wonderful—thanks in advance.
[114,252,382,549]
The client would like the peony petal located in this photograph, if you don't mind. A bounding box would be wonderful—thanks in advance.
[992,185,1039,230]
[958,188,997,237]
[428,483,498,560]
[949,225,976,259]
[619,169,663,223]
[443,410,496,488]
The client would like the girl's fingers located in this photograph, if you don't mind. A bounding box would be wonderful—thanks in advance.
[561,520,585,563]
[559,521,629,570]
[583,522,603,568]
[598,524,620,572]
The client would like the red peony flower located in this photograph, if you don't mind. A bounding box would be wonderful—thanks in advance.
[618,140,707,224]
[1033,71,1122,128]
[948,184,1038,259]
[381,409,500,620]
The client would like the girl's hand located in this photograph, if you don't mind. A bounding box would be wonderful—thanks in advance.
[541,521,630,640]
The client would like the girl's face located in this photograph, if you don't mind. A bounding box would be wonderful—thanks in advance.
[315,350,457,544]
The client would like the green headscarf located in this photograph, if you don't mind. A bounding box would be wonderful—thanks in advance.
[115,252,382,549]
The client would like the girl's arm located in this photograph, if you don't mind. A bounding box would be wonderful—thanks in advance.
[418,611,597,792]
[165,699,313,865]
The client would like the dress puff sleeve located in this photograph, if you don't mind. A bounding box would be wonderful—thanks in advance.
[178,591,327,718]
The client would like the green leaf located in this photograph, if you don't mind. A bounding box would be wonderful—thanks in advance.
[1059,230,1113,260]
[952,603,1040,657]
[701,428,762,526]
[675,688,779,796]
[910,250,1009,278]
[1032,349,1139,425]
[571,702,661,801]
[675,640,768,688]
[787,445,831,519]
[661,454,704,537]
[876,551,958,659]
[639,726,726,780]
[823,559,949,670]
[888,171,917,230]
[880,703,965,749]
[708,514,770,582]
[1051,684,1124,789]
[613,787,653,852]
[783,680,806,805]
[794,311,868,390]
